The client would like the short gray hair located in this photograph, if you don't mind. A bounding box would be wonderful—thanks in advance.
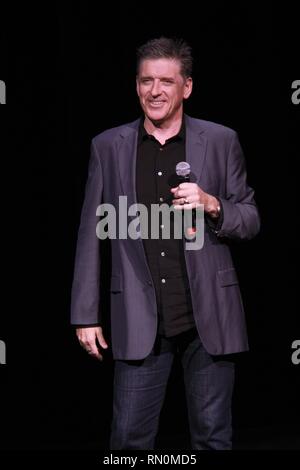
[136,37,193,78]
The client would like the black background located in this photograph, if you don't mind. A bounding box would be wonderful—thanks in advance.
[0,1,299,453]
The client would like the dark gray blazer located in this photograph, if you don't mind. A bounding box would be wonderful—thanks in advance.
[71,115,260,359]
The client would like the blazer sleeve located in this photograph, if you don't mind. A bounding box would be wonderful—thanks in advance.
[70,139,103,325]
[215,131,261,240]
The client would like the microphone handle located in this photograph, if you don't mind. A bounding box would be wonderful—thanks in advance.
[178,175,196,232]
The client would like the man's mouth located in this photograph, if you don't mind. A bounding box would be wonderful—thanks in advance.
[148,101,165,107]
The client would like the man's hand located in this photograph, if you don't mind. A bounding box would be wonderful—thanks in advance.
[171,182,220,217]
[76,326,108,361]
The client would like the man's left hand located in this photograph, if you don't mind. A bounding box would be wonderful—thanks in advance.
[171,182,220,218]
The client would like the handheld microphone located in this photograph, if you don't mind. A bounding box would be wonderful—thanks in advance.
[175,162,196,234]
[175,161,191,182]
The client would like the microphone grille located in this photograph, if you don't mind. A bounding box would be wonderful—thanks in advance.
[176,161,191,177]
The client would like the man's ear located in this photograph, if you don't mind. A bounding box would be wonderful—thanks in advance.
[184,77,193,100]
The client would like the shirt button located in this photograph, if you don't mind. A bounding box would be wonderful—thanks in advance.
[159,147,163,151]
[157,171,163,176]
[159,197,164,202]
[161,278,166,284]
[161,251,165,257]
[160,224,164,229]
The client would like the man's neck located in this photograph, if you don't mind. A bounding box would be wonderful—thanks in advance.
[143,114,183,145]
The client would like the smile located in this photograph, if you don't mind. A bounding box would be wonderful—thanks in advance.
[149,101,165,107]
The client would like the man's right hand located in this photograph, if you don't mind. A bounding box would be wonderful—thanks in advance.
[76,326,108,361]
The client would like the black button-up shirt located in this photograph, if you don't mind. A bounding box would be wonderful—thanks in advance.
[136,119,196,337]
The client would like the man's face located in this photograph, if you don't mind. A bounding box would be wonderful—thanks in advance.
[136,58,192,124]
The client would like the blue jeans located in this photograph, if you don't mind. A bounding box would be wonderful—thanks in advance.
[110,328,235,450]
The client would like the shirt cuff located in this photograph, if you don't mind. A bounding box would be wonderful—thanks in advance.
[205,197,224,233]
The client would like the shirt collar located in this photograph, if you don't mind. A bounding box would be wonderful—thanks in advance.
[138,116,186,145]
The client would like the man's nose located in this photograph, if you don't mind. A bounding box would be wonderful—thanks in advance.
[151,80,162,96]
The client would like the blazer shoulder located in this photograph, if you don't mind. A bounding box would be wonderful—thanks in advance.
[186,115,237,139]
[91,118,140,148]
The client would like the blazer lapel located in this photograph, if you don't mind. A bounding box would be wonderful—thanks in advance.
[117,119,154,282]
[185,114,207,185]
[118,119,140,208]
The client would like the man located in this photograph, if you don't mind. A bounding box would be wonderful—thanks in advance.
[71,37,260,450]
